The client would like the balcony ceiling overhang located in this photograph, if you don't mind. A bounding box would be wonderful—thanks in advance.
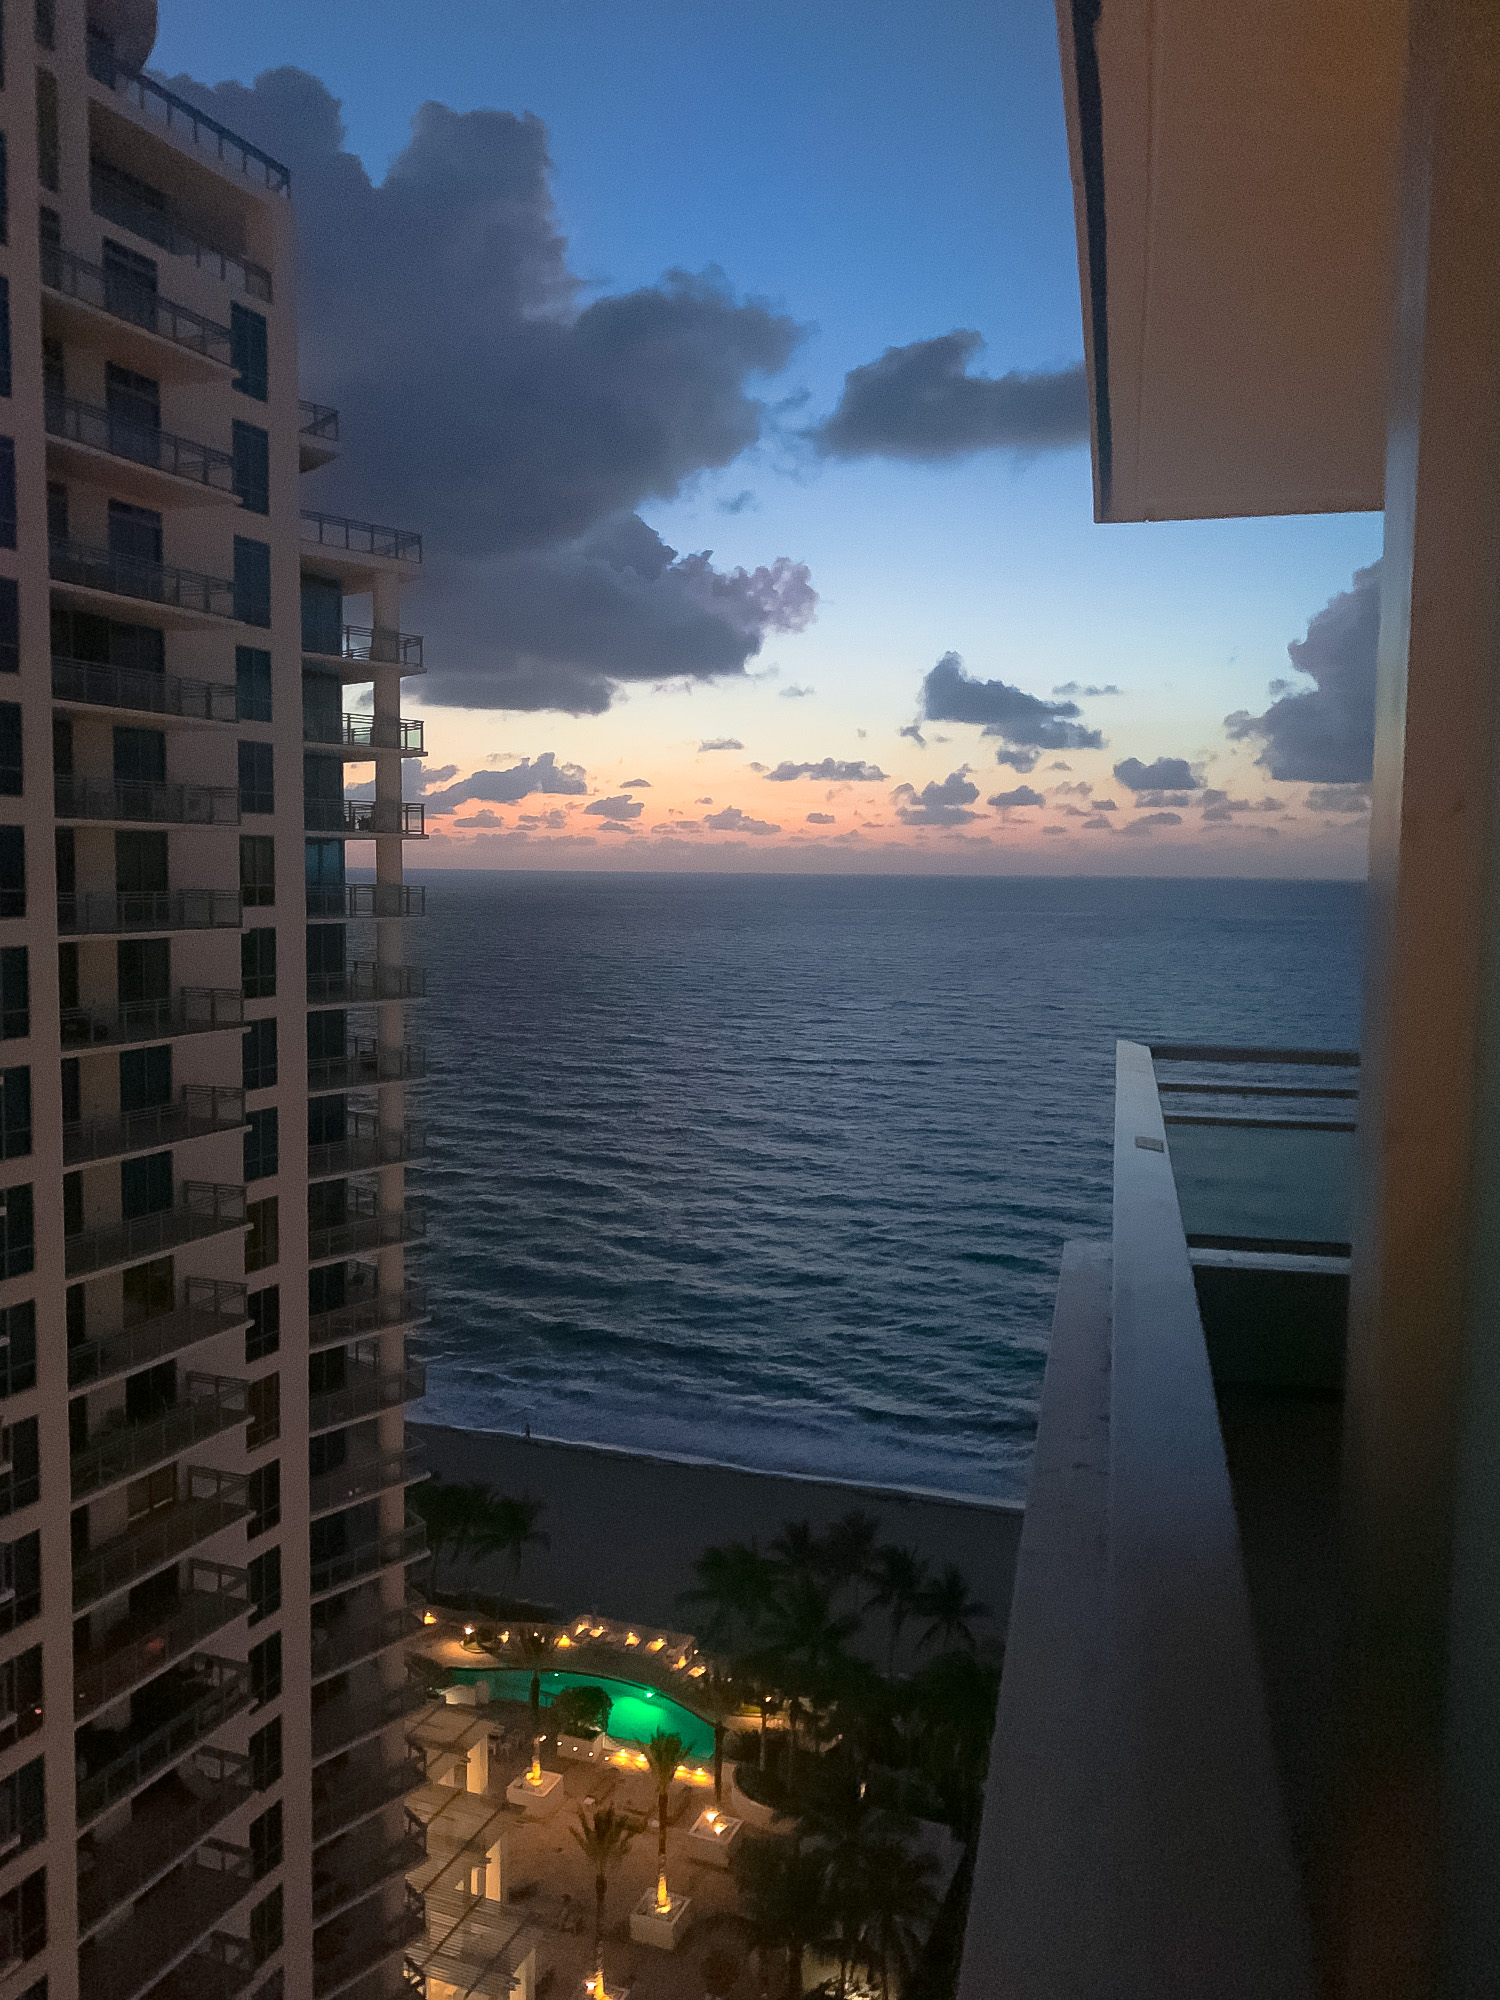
[1056,0,1408,522]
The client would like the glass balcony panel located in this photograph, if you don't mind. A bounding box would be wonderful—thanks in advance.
[45,394,237,491]
[312,1748,425,1845]
[64,1086,246,1167]
[61,988,244,1050]
[74,1560,249,1721]
[308,1284,428,1352]
[76,1746,250,1933]
[309,1521,428,1601]
[313,1825,426,1925]
[50,536,237,617]
[75,1654,249,1826]
[55,774,240,827]
[311,1606,420,1684]
[72,1469,249,1612]
[68,1278,249,1389]
[58,890,243,936]
[309,1364,427,1434]
[311,1679,430,1764]
[40,243,235,364]
[71,1373,250,1501]
[308,1040,426,1091]
[66,1182,247,1278]
[301,510,421,564]
[53,655,238,722]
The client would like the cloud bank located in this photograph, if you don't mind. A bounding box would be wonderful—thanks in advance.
[811,333,1088,462]
[424,752,588,810]
[892,769,982,826]
[1224,563,1380,782]
[764,759,887,784]
[918,652,1104,772]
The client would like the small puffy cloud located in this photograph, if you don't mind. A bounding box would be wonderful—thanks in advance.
[1051,780,1092,797]
[1053,682,1123,697]
[1122,811,1183,835]
[892,768,982,826]
[1081,815,1116,830]
[718,490,757,514]
[806,812,836,824]
[765,758,887,783]
[517,807,570,830]
[458,809,505,828]
[811,333,1087,461]
[1041,825,1069,837]
[425,752,588,810]
[780,684,815,699]
[1225,563,1379,782]
[1134,791,1193,808]
[695,796,714,804]
[899,722,927,747]
[416,763,460,791]
[621,776,651,788]
[1092,798,1118,812]
[919,652,1103,771]
[1114,756,1200,794]
[599,819,638,832]
[699,739,744,753]
[703,805,781,834]
[584,795,644,819]
[1306,783,1372,813]
[989,785,1045,809]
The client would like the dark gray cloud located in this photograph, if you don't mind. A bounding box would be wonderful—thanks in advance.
[891,769,982,826]
[166,66,815,713]
[1305,784,1371,814]
[917,652,1104,773]
[764,758,887,784]
[1114,757,1201,794]
[584,795,644,819]
[780,685,815,699]
[806,812,836,824]
[698,739,744,753]
[1122,811,1183,836]
[621,777,650,788]
[810,333,1088,461]
[989,785,1045,809]
[703,806,780,834]
[1054,682,1123,697]
[424,753,588,810]
[718,490,757,514]
[1223,563,1379,782]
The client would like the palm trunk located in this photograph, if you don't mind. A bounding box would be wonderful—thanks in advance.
[760,1699,770,1772]
[531,1672,541,1739]
[658,1787,668,1868]
[713,1723,724,1805]
[787,1943,803,2000]
[594,1872,606,1981]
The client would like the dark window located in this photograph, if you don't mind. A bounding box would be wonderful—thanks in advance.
[0,1646,43,1752]
[232,422,269,515]
[247,1543,280,1624]
[124,1360,173,1425]
[245,1196,278,1274]
[34,1,54,51]
[241,929,276,1000]
[0,136,7,244]
[61,1171,80,1239]
[300,575,341,658]
[307,1093,344,1148]
[234,538,271,629]
[0,1530,40,1634]
[246,1372,279,1451]
[0,1183,32,1278]
[243,1018,277,1091]
[240,835,274,907]
[246,1460,279,1538]
[119,1045,170,1113]
[306,926,345,995]
[125,1461,176,1522]
[249,1883,283,1965]
[0,1066,28,1156]
[35,69,57,191]
[113,727,165,785]
[0,1865,46,1966]
[307,1262,346,1319]
[45,481,66,545]
[0,436,15,548]
[248,1798,283,1878]
[0,825,20,918]
[117,939,169,1006]
[105,361,159,436]
[58,945,79,1015]
[236,647,272,723]
[0,578,17,673]
[306,1010,345,1066]
[0,704,18,796]
[230,304,268,401]
[107,500,161,567]
[248,1714,281,1791]
[301,754,343,830]
[302,672,341,745]
[120,1151,171,1221]
[238,740,274,816]
[53,827,73,898]
[0,1303,33,1400]
[0,276,11,397]
[121,1257,172,1326]
[0,1416,38,1514]
[59,1058,77,1125]
[0,1757,43,1857]
[51,716,70,776]
[115,831,166,894]
[307,1345,346,1397]
[244,1107,278,1183]
[245,1285,280,1364]
[0,950,25,1038]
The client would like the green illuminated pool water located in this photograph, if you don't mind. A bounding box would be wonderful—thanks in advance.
[446,1668,715,1761]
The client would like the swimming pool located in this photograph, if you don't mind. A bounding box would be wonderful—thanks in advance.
[446,1668,715,1761]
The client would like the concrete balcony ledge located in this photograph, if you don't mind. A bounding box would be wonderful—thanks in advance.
[304,713,425,756]
[74,1560,249,1722]
[313,1826,426,1927]
[75,1653,250,1827]
[65,1180,247,1278]
[61,987,244,1051]
[55,773,241,828]
[77,1836,253,2000]
[308,1123,429,1181]
[67,1278,249,1390]
[303,799,426,839]
[40,244,234,379]
[312,1749,426,1846]
[310,1679,431,1765]
[302,623,425,677]
[306,963,427,1006]
[308,1041,426,1092]
[49,535,238,624]
[44,393,238,505]
[311,1606,420,1685]
[314,1898,425,2000]
[72,1469,249,1612]
[52,654,238,724]
[58,889,244,937]
[308,1362,427,1434]
[63,1085,246,1167]
[70,1372,250,1502]
[308,1285,429,1352]
[76,1745,250,1933]
[309,1446,426,1521]
[309,1522,429,1603]
[301,508,422,566]
[307,1205,427,1267]
[307,882,427,921]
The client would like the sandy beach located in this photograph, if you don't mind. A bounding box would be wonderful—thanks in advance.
[409,1425,1023,1658]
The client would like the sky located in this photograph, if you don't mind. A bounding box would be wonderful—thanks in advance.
[157,0,1384,875]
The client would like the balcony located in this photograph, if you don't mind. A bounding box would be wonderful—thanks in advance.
[309,1039,427,1092]
[309,1284,428,1352]
[74,1560,248,1722]
[50,535,238,624]
[53,653,237,725]
[307,882,427,920]
[310,1521,429,1602]
[312,1747,426,1846]
[310,1447,426,1521]
[64,1086,246,1166]
[308,1199,427,1266]
[301,507,422,566]
[61,987,244,1051]
[87,35,290,195]
[303,623,425,678]
[56,773,240,827]
[312,1679,430,1764]
[304,799,426,839]
[138,1927,260,2000]
[65,1181,247,1279]
[73,1467,249,1612]
[312,1605,420,1685]
[313,1825,426,1926]
[314,1898,424,1998]
[71,1373,249,1502]
[76,1744,250,1934]
[78,1839,253,2000]
[309,1362,427,1434]
[309,1120,429,1180]
[68,1278,249,1391]
[59,890,243,937]
[76,1653,250,1827]
[307,963,427,1006]
[45,394,238,507]
[300,401,341,472]
[40,242,235,379]
[304,714,425,756]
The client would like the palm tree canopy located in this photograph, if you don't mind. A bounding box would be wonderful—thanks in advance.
[732,1835,834,1959]
[915,1565,988,1652]
[510,1624,556,1667]
[762,1575,859,1673]
[817,1510,881,1591]
[679,1541,777,1651]
[690,1668,741,1727]
[570,1803,639,1875]
[643,1729,686,1792]
[863,1544,929,1620]
[769,1519,822,1577]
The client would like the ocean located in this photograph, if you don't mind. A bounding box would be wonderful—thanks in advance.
[405,872,1364,1504]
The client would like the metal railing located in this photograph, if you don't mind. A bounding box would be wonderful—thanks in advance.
[52,654,238,723]
[311,1605,420,1684]
[74,1561,249,1721]
[307,962,427,1005]
[302,508,422,564]
[153,1927,260,2000]
[304,623,424,670]
[76,1746,249,1935]
[56,773,240,826]
[308,1202,427,1265]
[310,1521,428,1601]
[308,1039,427,1091]
[300,401,340,442]
[61,987,244,1050]
[71,1373,250,1501]
[313,1828,426,1923]
[73,1468,249,1611]
[312,1679,430,1763]
[308,882,427,920]
[314,1899,424,1996]
[59,889,243,936]
[308,1284,429,1351]
[40,243,235,364]
[309,1120,429,1179]
[45,393,237,492]
[304,713,425,754]
[304,799,426,837]
[76,1654,249,1826]
[87,35,290,195]
[68,1278,249,1390]
[50,535,238,618]
[64,1086,246,1167]
[65,1181,248,1279]
[312,1749,426,1845]
[90,166,273,300]
[309,1362,427,1433]
[310,1446,425,1519]
[79,1838,254,2000]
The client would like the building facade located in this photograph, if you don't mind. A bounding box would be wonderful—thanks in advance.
[0,3,430,1997]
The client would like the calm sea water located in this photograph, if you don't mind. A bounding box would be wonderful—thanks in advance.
[405,872,1363,1503]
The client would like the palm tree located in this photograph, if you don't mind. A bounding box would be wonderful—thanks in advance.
[643,1729,685,1876]
[491,1493,550,1580]
[733,1834,833,2000]
[570,1805,638,1987]
[693,1668,741,1805]
[914,1565,987,1652]
[769,1519,822,1578]
[816,1510,881,1607]
[849,1832,940,1999]
[410,1478,491,1591]
[680,1541,777,1653]
[863,1545,929,1679]
[510,1625,554,1740]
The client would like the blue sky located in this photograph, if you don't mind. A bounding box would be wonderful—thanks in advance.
[158,0,1383,872]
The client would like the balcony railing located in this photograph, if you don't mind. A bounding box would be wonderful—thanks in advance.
[65,1181,247,1278]
[50,535,238,618]
[79,1838,254,2000]
[310,1363,427,1434]
[308,1284,428,1352]
[300,401,340,443]
[308,1202,427,1265]
[40,242,235,365]
[312,1679,430,1764]
[64,1086,246,1166]
[312,1605,420,1684]
[74,1560,248,1721]
[312,1827,426,1924]
[309,1121,428,1179]
[308,882,427,920]
[45,394,237,492]
[76,1654,250,1826]
[68,1278,248,1390]
[61,987,244,1051]
[305,713,425,754]
[304,799,426,838]
[308,1040,427,1091]
[56,772,240,828]
[76,1745,249,1935]
[53,652,238,722]
[312,1748,426,1845]
[87,33,290,195]
[310,1447,425,1520]
[142,1927,260,2000]
[307,962,427,1005]
[310,1521,429,1601]
[59,890,243,936]
[73,1467,249,1612]
[314,1899,424,1997]
[304,623,424,669]
[71,1373,250,1501]
[302,508,422,564]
